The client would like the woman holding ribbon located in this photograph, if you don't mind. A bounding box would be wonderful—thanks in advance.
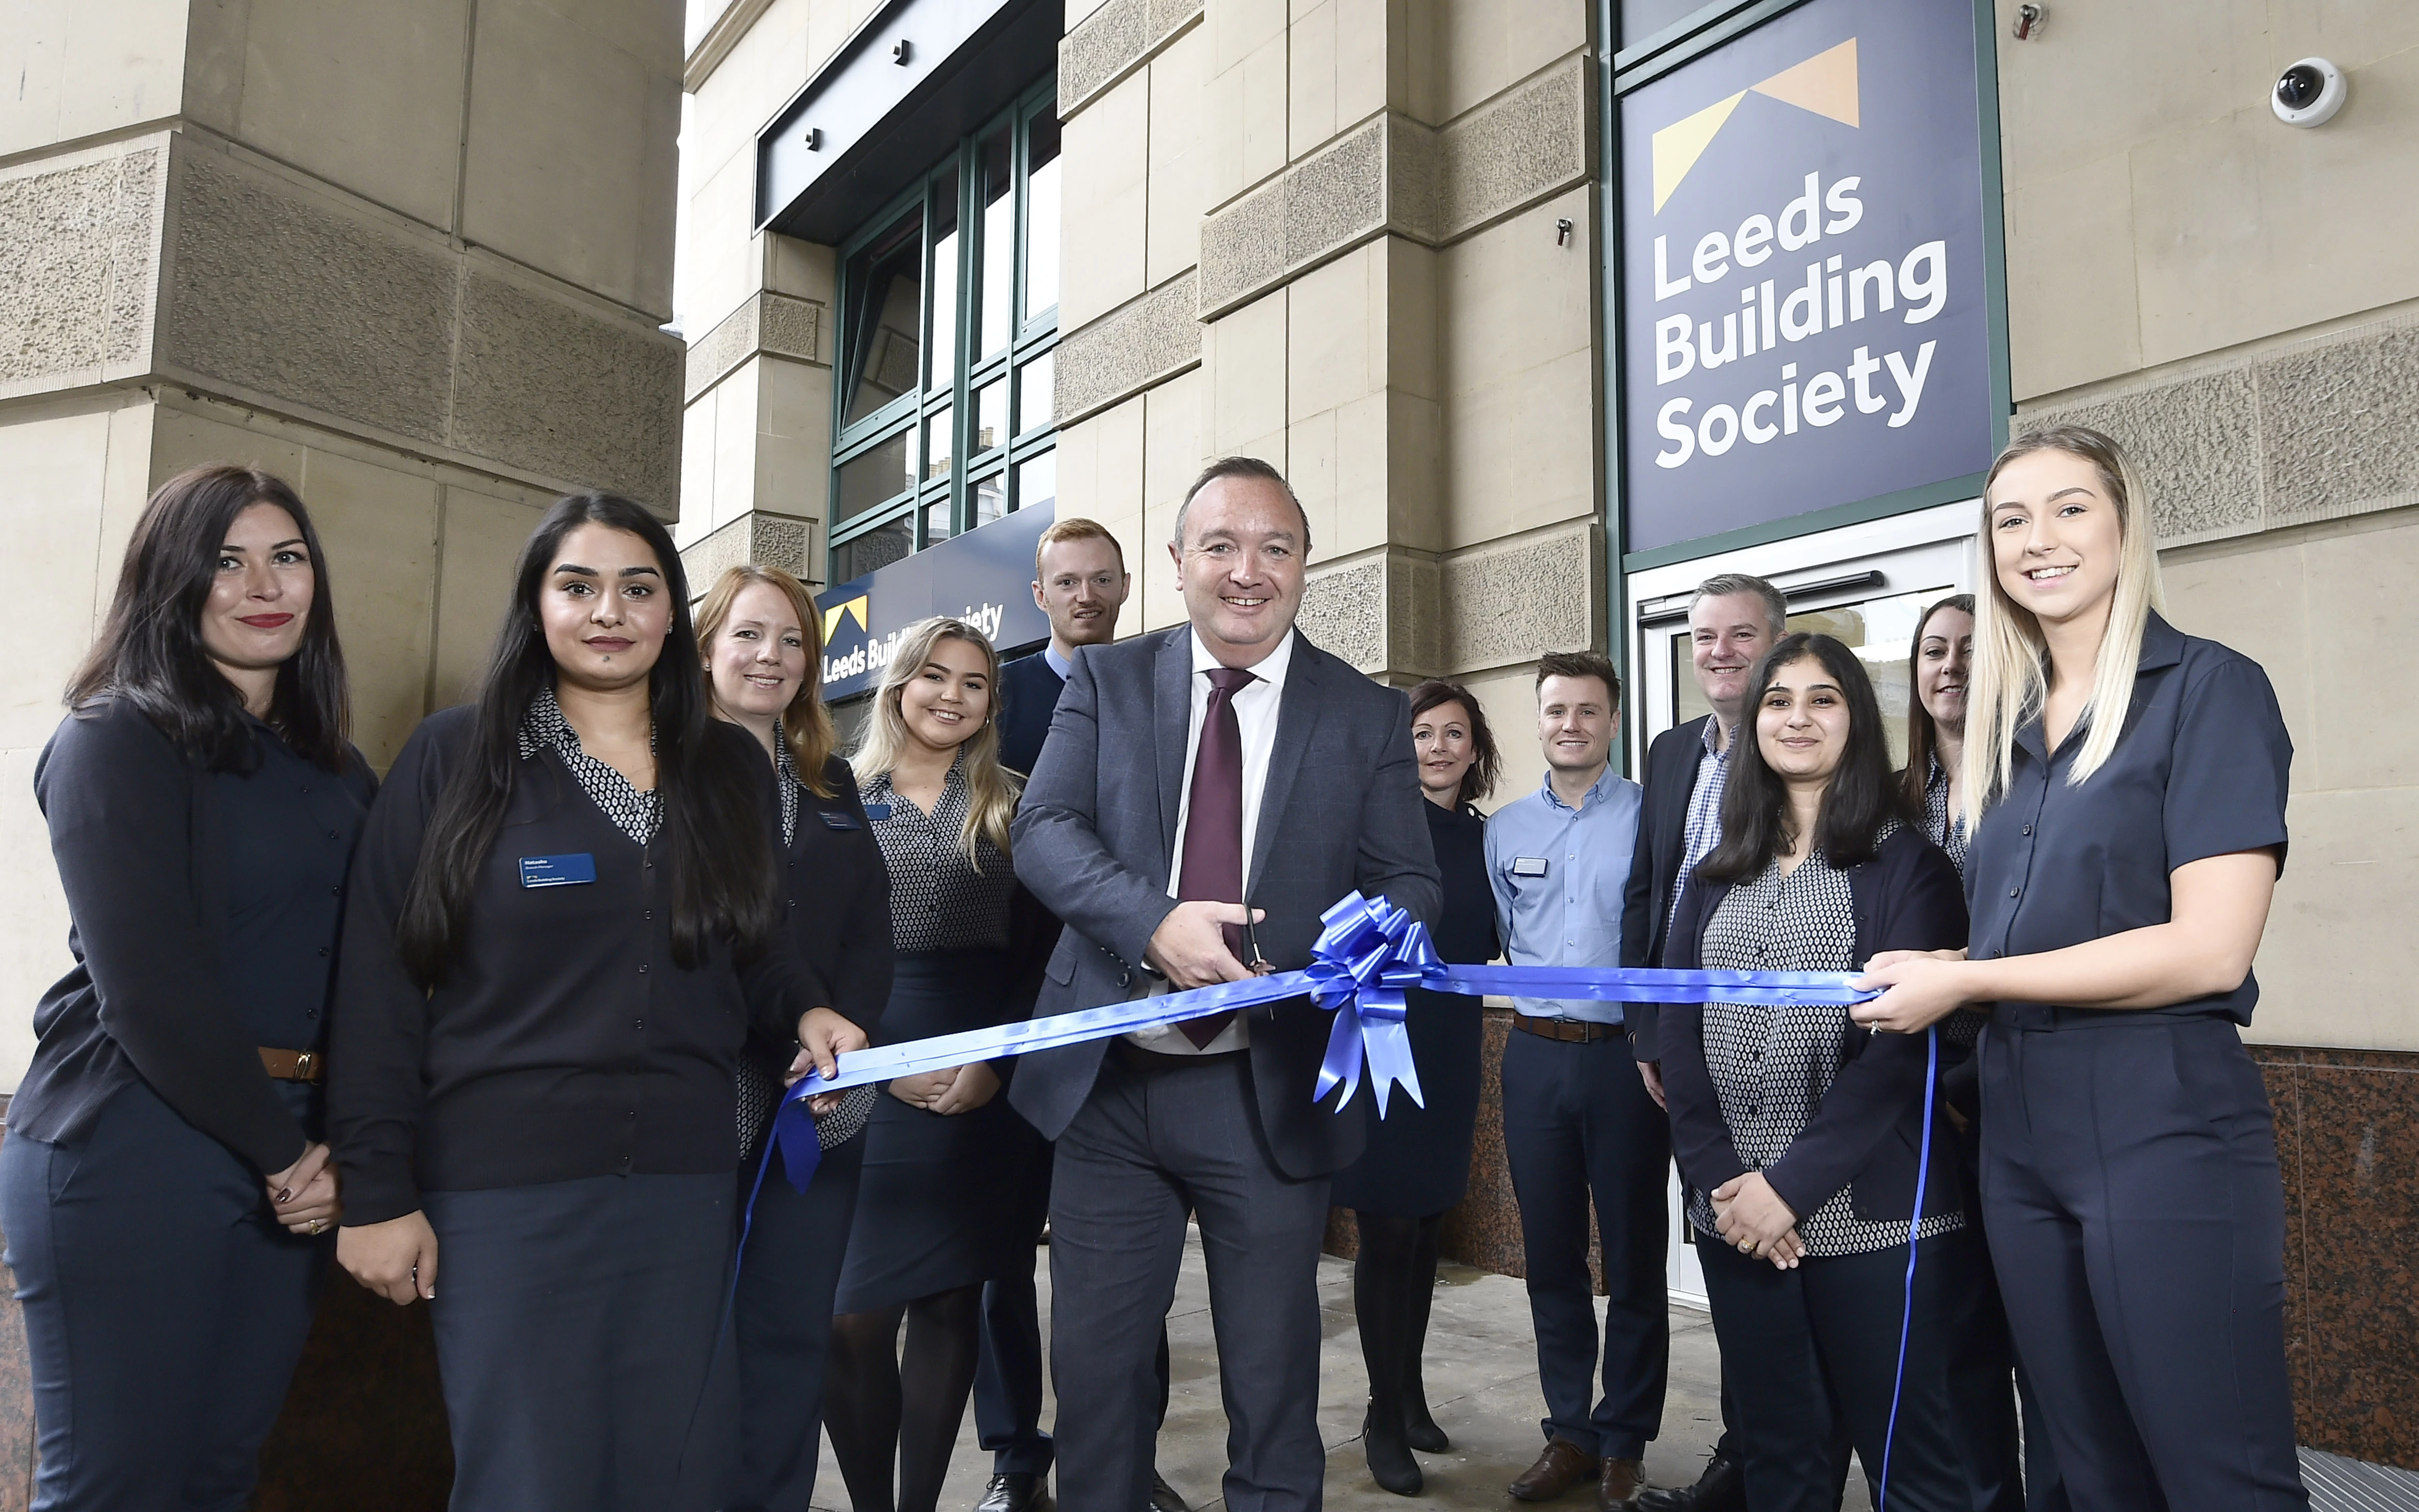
[698,564,893,1512]
[825,615,1048,1512]
[0,465,368,1510]
[1659,632,1974,1512]
[1898,594,2047,1512]
[1855,426,2308,1510]
[328,494,856,1511]
[1331,678,1500,1494]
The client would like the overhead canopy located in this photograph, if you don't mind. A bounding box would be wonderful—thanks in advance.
[756,0,1063,244]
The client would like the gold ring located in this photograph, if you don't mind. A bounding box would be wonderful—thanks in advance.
[308,1219,327,1236]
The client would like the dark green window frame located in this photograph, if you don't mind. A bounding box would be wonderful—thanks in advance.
[828,81,1062,585]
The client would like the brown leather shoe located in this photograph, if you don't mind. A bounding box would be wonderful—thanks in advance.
[1508,1437,1602,1501]
[1598,1457,1647,1509]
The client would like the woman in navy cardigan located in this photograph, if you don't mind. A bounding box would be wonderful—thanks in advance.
[1659,633,1975,1512]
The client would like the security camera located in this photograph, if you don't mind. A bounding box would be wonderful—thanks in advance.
[2272,58,2348,127]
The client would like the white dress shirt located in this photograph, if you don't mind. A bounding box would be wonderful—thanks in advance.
[1128,627,1297,1054]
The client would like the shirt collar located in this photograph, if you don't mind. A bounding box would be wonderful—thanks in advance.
[1537,763,1620,813]
[2138,610,2185,673]
[1043,644,1074,680]
[1699,713,1737,760]
[1188,626,1295,691]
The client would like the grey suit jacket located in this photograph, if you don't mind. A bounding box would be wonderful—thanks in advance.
[1007,625,1442,1178]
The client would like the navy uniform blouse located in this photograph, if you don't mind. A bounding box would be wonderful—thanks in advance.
[330,702,823,1226]
[16,699,373,1174]
[1964,612,2291,1027]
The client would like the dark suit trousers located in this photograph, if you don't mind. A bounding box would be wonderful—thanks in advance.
[1979,1019,2307,1512]
[1048,1052,1330,1512]
[0,1079,328,1512]
[1698,1231,1976,1512]
[731,1134,865,1511]
[1499,1030,1670,1460]
[975,1144,1056,1476]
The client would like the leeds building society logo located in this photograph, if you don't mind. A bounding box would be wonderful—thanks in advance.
[821,595,870,647]
[1646,37,1950,471]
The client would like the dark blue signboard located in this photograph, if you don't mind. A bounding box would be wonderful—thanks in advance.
[816,505,1056,699]
[1620,0,1998,554]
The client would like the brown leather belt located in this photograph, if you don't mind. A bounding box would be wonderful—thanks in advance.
[259,1048,325,1084]
[1512,1013,1623,1045]
[1109,1038,1245,1074]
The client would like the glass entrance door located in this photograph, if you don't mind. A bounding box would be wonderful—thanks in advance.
[1623,499,1979,1306]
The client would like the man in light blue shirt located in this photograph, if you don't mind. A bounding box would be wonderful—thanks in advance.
[1487,651,1669,1509]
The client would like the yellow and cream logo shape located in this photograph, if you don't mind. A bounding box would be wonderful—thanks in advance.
[1651,38,1860,213]
[822,595,870,643]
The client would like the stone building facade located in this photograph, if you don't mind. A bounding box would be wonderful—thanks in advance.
[677,0,2419,1466]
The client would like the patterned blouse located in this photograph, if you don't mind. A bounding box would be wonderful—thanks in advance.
[1920,753,1968,878]
[1689,832,1964,1258]
[518,683,660,844]
[862,753,1015,952]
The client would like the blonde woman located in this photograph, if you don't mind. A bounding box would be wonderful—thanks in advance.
[825,616,1046,1512]
[1855,426,2306,1511]
[696,565,892,1512]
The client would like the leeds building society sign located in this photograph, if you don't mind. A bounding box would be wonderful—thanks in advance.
[1620,0,1998,552]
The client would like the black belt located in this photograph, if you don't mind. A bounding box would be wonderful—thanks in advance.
[1110,1038,1245,1073]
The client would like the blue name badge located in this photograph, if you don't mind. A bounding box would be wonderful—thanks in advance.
[816,810,863,832]
[519,853,598,889]
[862,803,893,821]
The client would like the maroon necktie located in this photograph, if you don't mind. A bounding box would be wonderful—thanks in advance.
[1175,666,1256,1047]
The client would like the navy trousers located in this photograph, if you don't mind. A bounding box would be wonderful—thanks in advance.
[974,1135,1055,1477]
[1699,1230,1975,1512]
[422,1172,735,1512]
[1499,1029,1670,1461]
[1047,1053,1330,1512]
[1980,1016,2308,1512]
[0,1079,328,1512]
[731,1135,866,1511]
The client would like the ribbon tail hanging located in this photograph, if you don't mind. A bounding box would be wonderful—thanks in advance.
[1357,1015,1423,1118]
[1315,1002,1366,1110]
[770,1095,824,1195]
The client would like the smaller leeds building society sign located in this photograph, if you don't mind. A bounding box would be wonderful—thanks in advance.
[1620,0,1998,553]
[816,504,1056,701]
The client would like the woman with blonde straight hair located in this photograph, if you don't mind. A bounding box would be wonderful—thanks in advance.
[825,616,1048,1512]
[1853,426,2308,1511]
[697,563,893,1512]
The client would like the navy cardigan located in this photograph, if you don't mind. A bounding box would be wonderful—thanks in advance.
[1659,825,1968,1228]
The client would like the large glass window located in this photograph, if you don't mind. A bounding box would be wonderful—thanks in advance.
[830,83,1061,582]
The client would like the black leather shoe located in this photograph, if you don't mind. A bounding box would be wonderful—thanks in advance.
[1145,1470,1185,1512]
[1403,1395,1449,1453]
[978,1472,1049,1512]
[1632,1450,1743,1512]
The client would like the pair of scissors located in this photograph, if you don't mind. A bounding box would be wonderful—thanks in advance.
[1242,901,1276,976]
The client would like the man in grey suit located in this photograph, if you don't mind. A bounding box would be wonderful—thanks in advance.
[1011,456,1442,1512]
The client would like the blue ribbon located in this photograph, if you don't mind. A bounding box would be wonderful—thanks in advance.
[769,889,1881,1195]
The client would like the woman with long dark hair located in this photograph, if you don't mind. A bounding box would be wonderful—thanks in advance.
[1856,427,2308,1509]
[824,616,1046,1512]
[1659,633,1974,1512]
[328,495,860,1511]
[0,464,370,1509]
[1899,594,1976,872]
[1331,678,1500,1495]
[696,563,893,1512]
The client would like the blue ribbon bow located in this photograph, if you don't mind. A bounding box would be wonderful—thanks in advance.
[766,890,1882,1197]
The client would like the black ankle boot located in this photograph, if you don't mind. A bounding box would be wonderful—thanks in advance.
[1364,1402,1423,1495]
[1403,1390,1449,1454]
